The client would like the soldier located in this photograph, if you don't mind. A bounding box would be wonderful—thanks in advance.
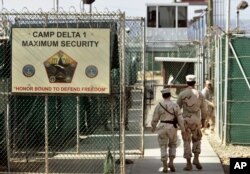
[202,80,215,132]
[177,74,206,171]
[151,88,186,173]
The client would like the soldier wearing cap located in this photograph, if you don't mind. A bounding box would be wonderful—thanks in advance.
[151,88,186,173]
[177,74,207,171]
[202,80,215,132]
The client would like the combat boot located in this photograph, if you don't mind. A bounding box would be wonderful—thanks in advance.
[168,157,175,172]
[162,160,168,173]
[193,154,202,170]
[183,158,192,171]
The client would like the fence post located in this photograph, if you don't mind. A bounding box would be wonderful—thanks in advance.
[119,12,126,174]
[223,0,230,145]
[45,95,49,174]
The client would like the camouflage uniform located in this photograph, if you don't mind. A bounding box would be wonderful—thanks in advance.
[177,75,206,170]
[202,82,215,131]
[151,88,185,172]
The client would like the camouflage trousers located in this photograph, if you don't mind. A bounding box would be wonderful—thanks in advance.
[205,105,215,130]
[157,126,177,161]
[183,121,202,159]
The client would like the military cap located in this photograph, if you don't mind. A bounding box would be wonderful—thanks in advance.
[186,74,196,82]
[205,80,212,85]
[161,88,171,94]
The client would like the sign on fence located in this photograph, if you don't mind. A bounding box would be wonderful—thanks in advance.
[11,28,110,94]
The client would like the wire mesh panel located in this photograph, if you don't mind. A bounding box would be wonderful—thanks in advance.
[124,18,145,155]
[227,35,250,144]
[215,35,250,144]
[0,9,145,174]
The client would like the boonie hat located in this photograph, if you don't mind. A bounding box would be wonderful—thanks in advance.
[186,74,196,82]
[161,88,171,94]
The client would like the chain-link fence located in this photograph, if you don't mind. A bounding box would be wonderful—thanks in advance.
[214,34,250,144]
[0,9,145,174]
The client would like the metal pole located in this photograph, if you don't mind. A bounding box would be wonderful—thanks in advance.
[223,0,230,145]
[119,12,126,174]
[208,0,213,28]
[236,10,239,30]
[201,14,207,81]
[201,44,205,89]
[199,44,203,90]
[56,0,59,12]
[215,35,220,137]
[82,0,84,12]
[195,21,197,41]
[199,19,201,41]
[198,17,204,88]
[141,18,145,153]
[207,0,213,80]
[110,95,116,173]
[6,79,10,172]
[76,96,80,153]
[45,95,49,173]
[90,4,92,13]
[219,36,223,139]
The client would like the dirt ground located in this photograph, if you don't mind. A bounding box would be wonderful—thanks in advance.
[205,131,250,174]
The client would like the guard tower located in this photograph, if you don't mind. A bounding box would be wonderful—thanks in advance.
[145,1,208,88]
[145,2,194,87]
[146,2,189,47]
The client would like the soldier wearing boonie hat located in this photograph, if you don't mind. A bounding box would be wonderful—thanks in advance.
[177,74,207,171]
[151,88,186,173]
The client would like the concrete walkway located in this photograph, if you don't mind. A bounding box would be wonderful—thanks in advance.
[126,130,224,174]
[126,76,224,173]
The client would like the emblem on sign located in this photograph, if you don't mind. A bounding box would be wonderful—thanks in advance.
[23,64,35,77]
[85,65,98,78]
[44,50,77,83]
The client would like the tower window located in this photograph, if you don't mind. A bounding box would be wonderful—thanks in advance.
[147,6,156,27]
[178,6,187,27]
[158,6,176,28]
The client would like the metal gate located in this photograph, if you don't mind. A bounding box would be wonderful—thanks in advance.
[0,10,145,174]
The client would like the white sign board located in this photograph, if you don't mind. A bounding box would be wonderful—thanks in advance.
[12,28,110,94]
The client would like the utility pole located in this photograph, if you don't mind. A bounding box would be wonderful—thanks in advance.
[207,0,213,28]
[207,0,213,80]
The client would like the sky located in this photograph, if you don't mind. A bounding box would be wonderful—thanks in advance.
[1,0,250,21]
